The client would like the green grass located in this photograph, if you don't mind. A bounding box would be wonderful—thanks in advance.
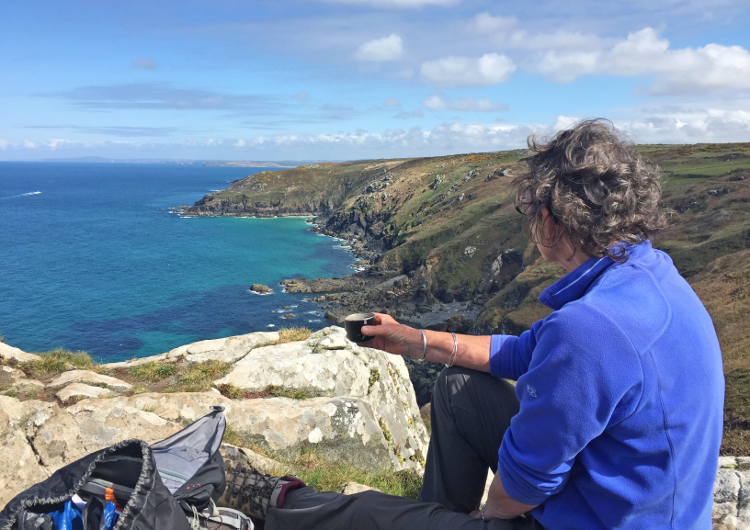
[232,443,423,498]
[217,383,244,399]
[165,360,232,392]
[722,369,750,455]
[664,159,750,177]
[265,385,319,400]
[368,367,381,390]
[223,423,243,446]
[294,453,422,498]
[21,348,102,378]
[277,327,312,343]
[127,361,177,382]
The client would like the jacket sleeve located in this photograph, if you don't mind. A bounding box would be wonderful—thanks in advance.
[489,320,544,381]
[496,306,643,505]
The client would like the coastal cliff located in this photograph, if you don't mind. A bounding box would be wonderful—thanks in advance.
[184,145,750,435]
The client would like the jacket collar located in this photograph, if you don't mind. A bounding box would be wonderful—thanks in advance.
[537,241,651,310]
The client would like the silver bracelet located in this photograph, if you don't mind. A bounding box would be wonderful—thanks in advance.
[419,329,427,361]
[446,332,458,367]
[480,505,487,521]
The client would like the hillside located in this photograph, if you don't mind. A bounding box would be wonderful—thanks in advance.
[186,143,750,453]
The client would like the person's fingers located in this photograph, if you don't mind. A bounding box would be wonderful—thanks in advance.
[372,312,399,325]
[360,323,399,337]
[469,510,481,519]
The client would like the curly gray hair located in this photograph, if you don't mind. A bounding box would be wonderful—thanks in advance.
[513,119,668,261]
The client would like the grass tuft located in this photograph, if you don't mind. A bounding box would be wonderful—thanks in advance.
[218,383,244,399]
[168,360,232,392]
[128,361,177,382]
[223,423,242,446]
[277,327,312,343]
[242,385,320,400]
[21,348,99,378]
[290,451,422,499]
[722,369,750,455]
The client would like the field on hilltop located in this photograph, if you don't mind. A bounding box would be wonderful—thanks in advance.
[187,142,750,454]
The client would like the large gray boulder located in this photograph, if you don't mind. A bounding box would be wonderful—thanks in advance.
[0,342,40,363]
[713,456,750,529]
[47,370,132,392]
[0,328,429,507]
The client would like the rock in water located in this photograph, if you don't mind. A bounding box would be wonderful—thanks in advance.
[250,283,273,294]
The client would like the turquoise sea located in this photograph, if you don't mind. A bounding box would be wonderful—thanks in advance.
[0,162,355,362]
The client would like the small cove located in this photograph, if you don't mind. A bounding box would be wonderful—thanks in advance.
[0,162,355,361]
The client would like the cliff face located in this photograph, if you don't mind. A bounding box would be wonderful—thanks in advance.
[185,145,750,370]
[185,145,750,455]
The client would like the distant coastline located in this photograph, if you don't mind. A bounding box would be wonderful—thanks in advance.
[28,157,328,167]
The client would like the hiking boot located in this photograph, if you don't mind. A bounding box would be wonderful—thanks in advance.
[219,461,305,520]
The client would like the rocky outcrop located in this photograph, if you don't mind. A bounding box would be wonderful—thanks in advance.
[0,342,41,363]
[713,457,750,529]
[1,334,747,529]
[0,328,428,506]
[250,283,273,294]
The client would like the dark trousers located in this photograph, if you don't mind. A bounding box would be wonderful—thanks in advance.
[265,367,544,530]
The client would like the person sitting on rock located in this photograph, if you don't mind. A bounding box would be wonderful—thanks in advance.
[218,119,724,530]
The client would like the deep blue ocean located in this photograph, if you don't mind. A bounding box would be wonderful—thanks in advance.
[0,162,355,362]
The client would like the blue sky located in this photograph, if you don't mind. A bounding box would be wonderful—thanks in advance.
[1,0,749,161]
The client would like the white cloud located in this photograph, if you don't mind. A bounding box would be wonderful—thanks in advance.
[394,109,424,118]
[423,94,508,112]
[551,116,580,131]
[617,106,750,143]
[383,97,401,107]
[535,28,750,94]
[503,29,604,51]
[132,58,156,69]
[291,91,311,101]
[5,105,750,161]
[355,34,403,62]
[473,12,518,33]
[420,53,516,87]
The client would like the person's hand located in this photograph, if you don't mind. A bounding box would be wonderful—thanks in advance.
[358,313,421,358]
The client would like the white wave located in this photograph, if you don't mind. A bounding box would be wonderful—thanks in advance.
[267,324,276,328]
[305,310,320,315]
[2,191,41,200]
[308,319,322,323]
[248,289,273,296]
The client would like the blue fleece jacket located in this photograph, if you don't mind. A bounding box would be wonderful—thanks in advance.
[489,241,724,530]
